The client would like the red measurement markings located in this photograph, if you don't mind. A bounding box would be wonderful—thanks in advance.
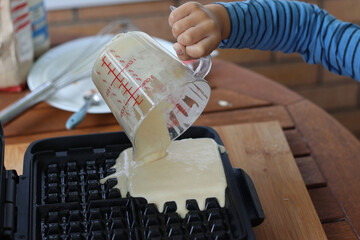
[128,69,142,81]
[117,77,125,88]
[101,54,143,118]
[167,94,191,116]
[176,104,188,116]
[141,75,154,88]
[101,56,136,86]
[106,86,112,97]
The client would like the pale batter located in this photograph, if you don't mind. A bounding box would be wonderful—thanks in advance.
[133,102,171,163]
[100,138,227,218]
[101,81,227,218]
[96,31,226,217]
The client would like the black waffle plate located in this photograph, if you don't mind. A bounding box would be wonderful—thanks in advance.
[2,126,264,240]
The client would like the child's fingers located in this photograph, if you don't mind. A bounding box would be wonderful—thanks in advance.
[171,6,210,38]
[177,21,219,46]
[185,36,218,59]
[173,42,193,61]
[169,2,203,26]
[177,26,204,46]
[168,6,188,26]
[171,14,197,38]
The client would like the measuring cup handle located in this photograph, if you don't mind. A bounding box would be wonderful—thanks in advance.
[193,55,212,79]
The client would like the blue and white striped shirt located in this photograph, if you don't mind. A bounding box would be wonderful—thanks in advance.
[217,0,360,81]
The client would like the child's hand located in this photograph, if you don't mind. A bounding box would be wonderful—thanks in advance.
[169,2,230,61]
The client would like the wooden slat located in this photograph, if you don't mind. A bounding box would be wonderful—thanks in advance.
[308,187,345,223]
[284,129,311,157]
[197,105,294,128]
[295,156,326,188]
[4,124,123,145]
[78,1,174,19]
[323,221,358,240]
[49,22,109,46]
[3,105,292,143]
[204,88,270,113]
[288,100,360,235]
[0,90,50,110]
[3,105,291,143]
[0,91,28,110]
[4,143,28,174]
[4,105,292,144]
[214,122,326,240]
[207,58,303,105]
[3,108,116,138]
[3,105,292,138]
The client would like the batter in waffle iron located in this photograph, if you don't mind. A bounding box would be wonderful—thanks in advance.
[94,32,226,218]
[100,103,227,218]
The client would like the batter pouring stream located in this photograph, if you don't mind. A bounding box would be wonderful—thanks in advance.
[96,32,226,218]
[100,107,227,218]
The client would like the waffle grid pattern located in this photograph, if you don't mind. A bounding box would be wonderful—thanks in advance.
[35,146,241,240]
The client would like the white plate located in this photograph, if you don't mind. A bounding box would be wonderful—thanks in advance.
[27,36,178,113]
[27,35,218,113]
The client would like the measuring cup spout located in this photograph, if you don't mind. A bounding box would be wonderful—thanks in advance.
[193,55,212,79]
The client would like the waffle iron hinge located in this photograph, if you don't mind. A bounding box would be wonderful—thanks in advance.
[2,170,19,239]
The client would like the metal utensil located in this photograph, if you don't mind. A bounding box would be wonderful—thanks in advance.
[65,91,102,130]
[0,18,137,125]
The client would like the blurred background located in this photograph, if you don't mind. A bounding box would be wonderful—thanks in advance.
[45,0,360,139]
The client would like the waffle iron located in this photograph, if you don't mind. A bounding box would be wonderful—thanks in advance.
[0,123,264,239]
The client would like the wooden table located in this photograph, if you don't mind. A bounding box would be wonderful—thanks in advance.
[1,58,360,239]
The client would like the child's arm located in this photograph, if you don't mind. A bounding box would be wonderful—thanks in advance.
[169,0,360,82]
[218,0,360,81]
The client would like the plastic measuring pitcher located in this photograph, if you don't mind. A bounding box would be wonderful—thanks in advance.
[92,31,211,145]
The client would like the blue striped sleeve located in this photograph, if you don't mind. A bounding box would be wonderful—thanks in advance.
[216,0,360,81]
